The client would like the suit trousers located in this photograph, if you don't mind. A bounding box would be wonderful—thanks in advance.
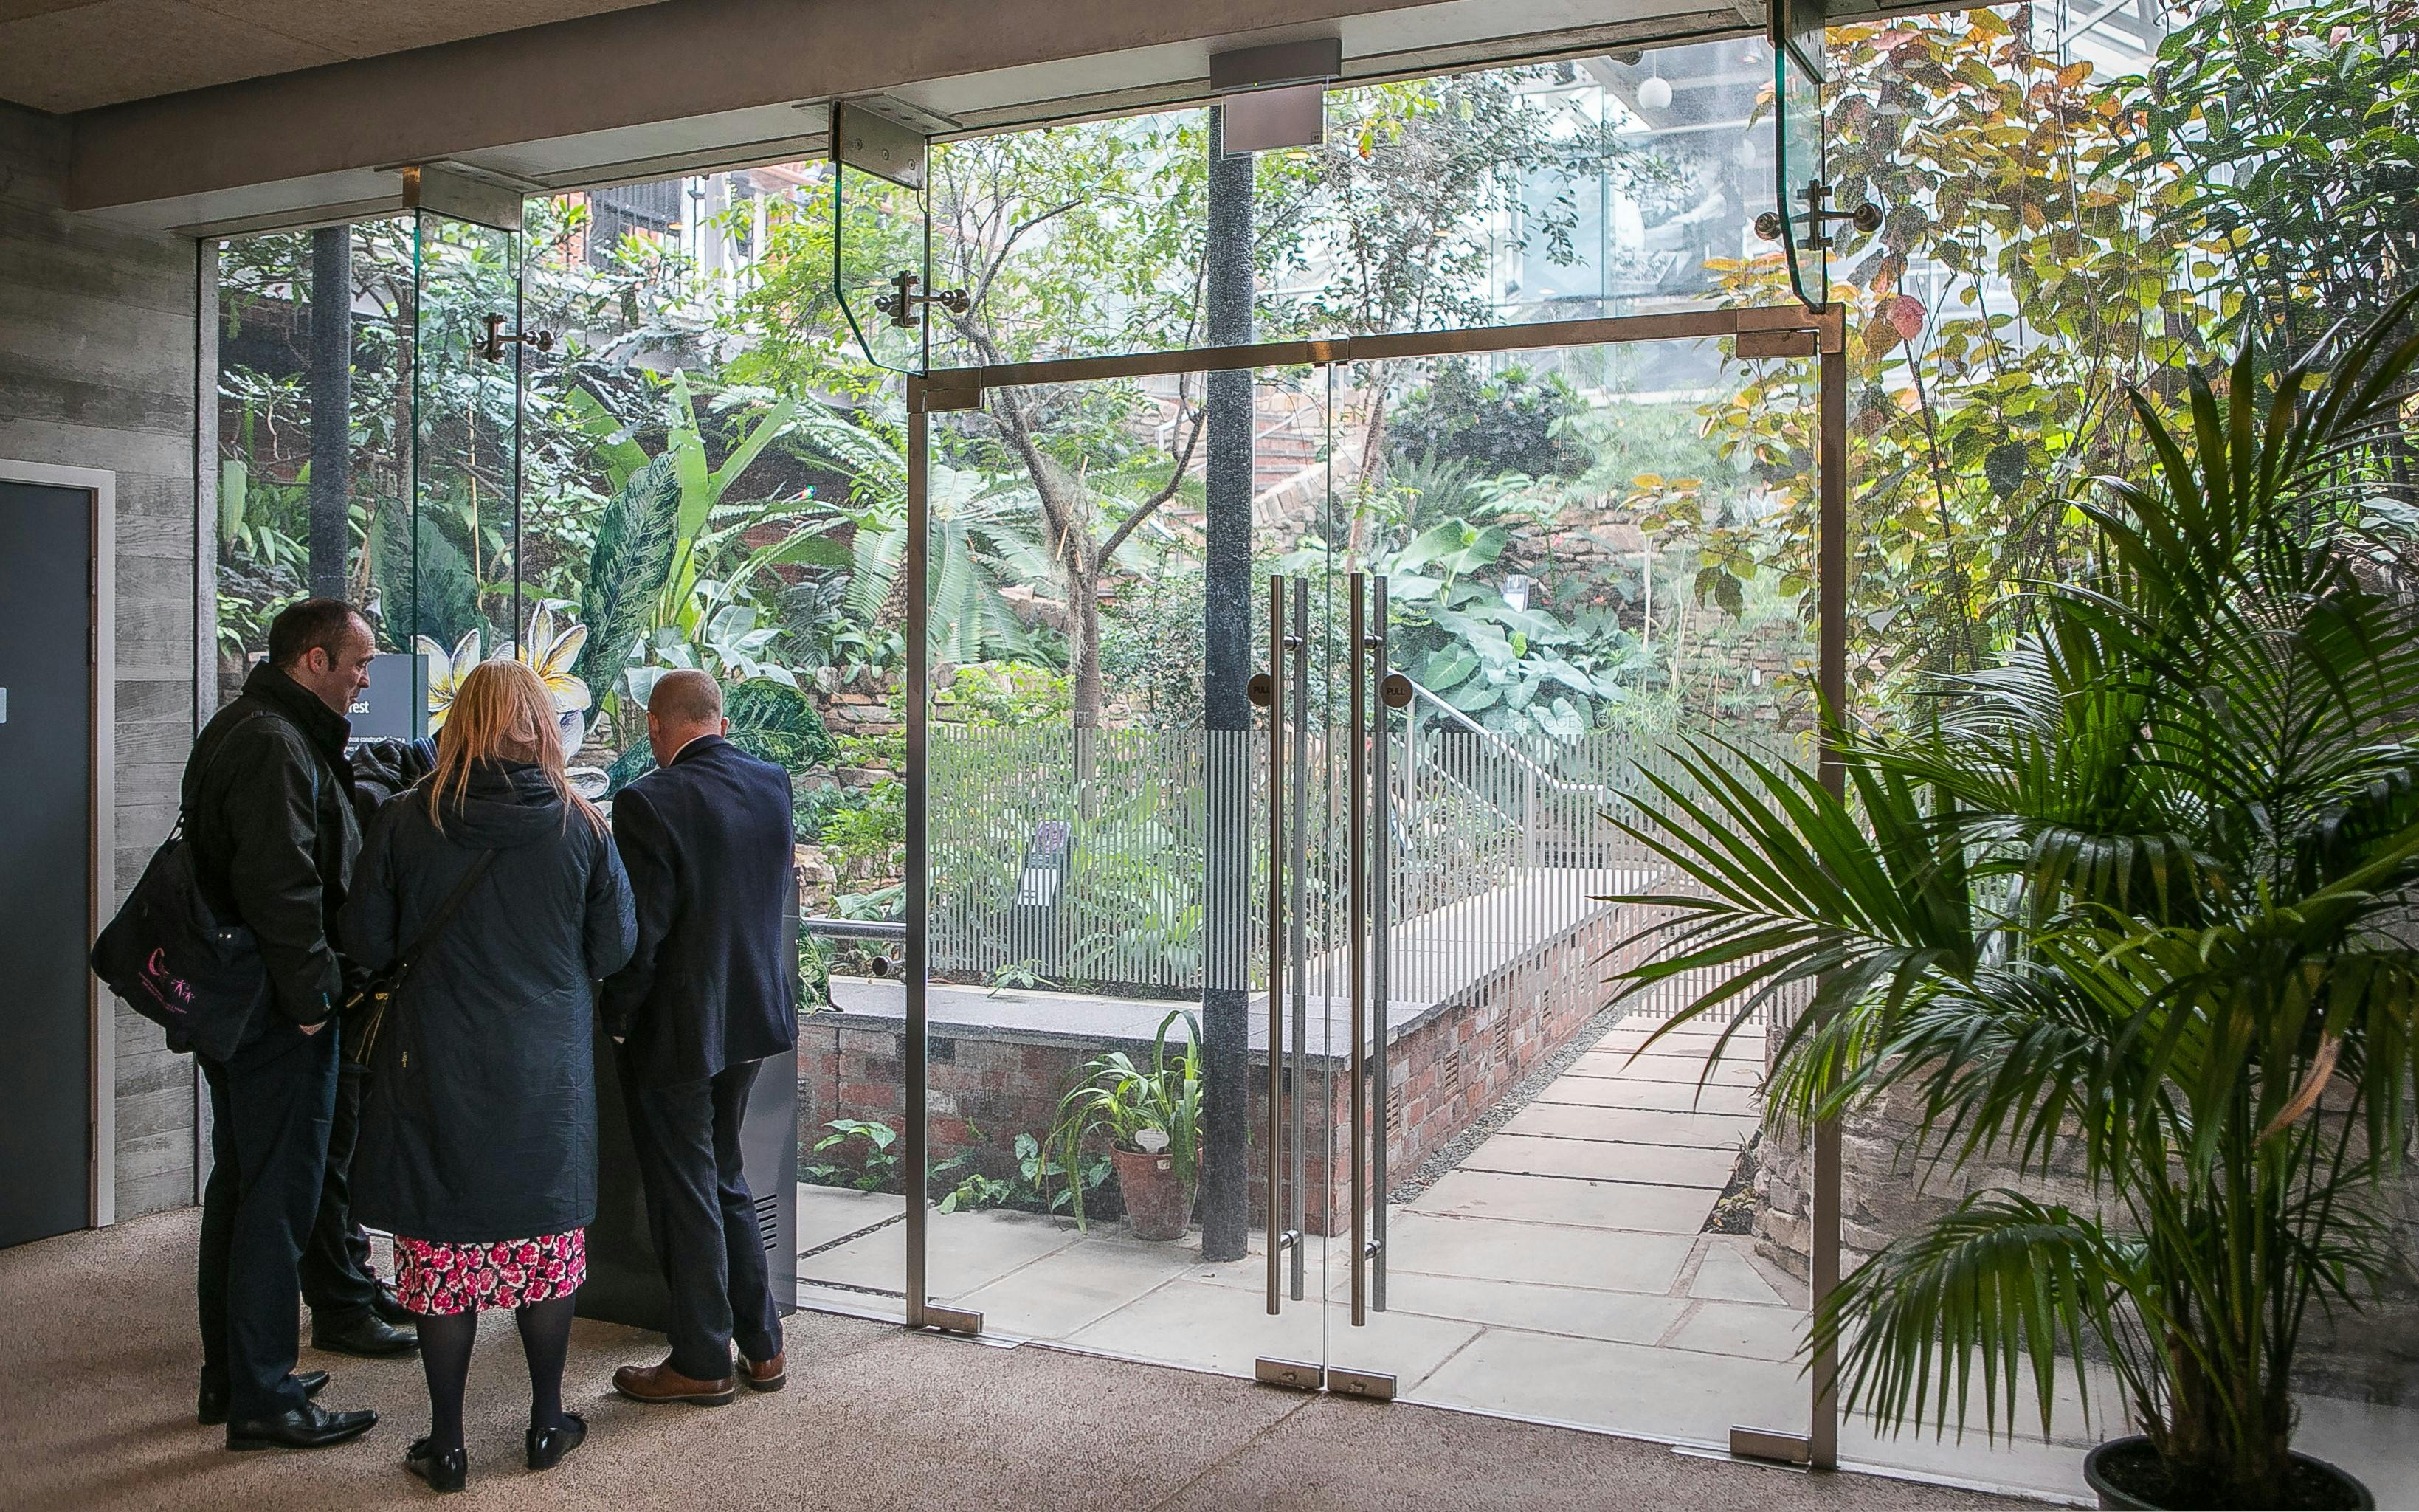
[197,1023,338,1420]
[298,1062,382,1323]
[622,1057,782,1380]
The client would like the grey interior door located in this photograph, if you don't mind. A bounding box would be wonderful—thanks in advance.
[0,480,95,1248]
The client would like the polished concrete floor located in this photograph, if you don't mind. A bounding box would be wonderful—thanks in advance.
[1,1205,2040,1512]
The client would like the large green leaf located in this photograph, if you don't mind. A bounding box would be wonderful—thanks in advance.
[573,452,683,694]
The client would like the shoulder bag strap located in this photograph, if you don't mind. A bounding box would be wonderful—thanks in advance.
[383,849,500,993]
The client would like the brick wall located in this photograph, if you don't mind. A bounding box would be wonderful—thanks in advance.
[796,902,1637,1232]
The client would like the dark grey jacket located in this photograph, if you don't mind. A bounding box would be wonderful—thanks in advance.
[345,762,636,1242]
[600,736,799,1090]
[184,661,361,1033]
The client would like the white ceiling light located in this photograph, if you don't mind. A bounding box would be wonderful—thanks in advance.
[1637,57,1671,111]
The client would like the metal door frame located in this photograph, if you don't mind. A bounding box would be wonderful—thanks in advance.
[897,303,1849,1467]
[0,459,119,1232]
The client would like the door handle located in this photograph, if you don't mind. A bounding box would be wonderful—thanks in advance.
[1367,570,1391,1315]
[1251,576,1287,1316]
[1348,572,1370,1328]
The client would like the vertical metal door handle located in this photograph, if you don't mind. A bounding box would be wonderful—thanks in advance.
[1287,585,1308,1305]
[1347,572,1368,1328]
[1368,571,1390,1314]
[1257,576,1285,1316]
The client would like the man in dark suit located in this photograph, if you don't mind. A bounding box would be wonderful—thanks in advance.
[603,669,799,1404]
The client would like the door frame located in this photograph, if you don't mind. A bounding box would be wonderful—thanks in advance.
[898,303,1849,1463]
[0,460,117,1231]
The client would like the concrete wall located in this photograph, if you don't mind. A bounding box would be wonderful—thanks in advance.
[0,100,204,1221]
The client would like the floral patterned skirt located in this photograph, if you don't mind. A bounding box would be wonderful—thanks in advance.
[394,1228,586,1316]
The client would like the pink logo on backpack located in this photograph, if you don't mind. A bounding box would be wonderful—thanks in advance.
[138,946,195,1018]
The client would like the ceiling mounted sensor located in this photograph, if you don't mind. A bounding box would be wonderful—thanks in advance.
[832,98,950,190]
[1210,36,1341,154]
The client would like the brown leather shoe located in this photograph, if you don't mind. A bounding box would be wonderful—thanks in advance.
[612,1360,735,1406]
[739,1352,786,1392]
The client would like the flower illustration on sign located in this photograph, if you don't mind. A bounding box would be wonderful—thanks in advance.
[414,607,594,761]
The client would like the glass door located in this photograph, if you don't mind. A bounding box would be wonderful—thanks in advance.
[407,209,527,697]
[1317,339,1816,1444]
[868,362,1342,1378]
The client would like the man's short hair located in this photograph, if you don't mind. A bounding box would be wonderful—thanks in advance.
[649,668,723,727]
[267,598,368,669]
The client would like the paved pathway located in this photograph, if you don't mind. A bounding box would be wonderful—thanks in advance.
[784,1008,2419,1505]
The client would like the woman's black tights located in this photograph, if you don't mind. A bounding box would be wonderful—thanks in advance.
[415,1310,477,1454]
[415,1294,579,1451]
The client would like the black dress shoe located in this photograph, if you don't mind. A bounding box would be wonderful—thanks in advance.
[406,1436,468,1493]
[225,1400,377,1451]
[369,1283,416,1329]
[198,1370,328,1426]
[311,1311,418,1357]
[525,1410,587,1471]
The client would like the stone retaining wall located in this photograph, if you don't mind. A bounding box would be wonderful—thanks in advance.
[796,902,1642,1233]
[1755,1084,2419,1406]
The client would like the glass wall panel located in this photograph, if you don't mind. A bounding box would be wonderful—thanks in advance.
[887,367,1339,1374]
[408,211,525,731]
[213,218,417,706]
[924,41,1789,375]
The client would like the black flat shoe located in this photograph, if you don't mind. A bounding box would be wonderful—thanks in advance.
[525,1410,587,1471]
[199,1369,328,1426]
[405,1436,468,1493]
[311,1312,418,1358]
[225,1400,376,1451]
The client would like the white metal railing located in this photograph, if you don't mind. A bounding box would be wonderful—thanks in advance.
[923,715,1809,1013]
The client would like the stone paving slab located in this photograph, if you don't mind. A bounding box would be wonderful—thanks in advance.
[804,1206,1074,1297]
[1369,1271,1693,1346]
[1409,1167,1719,1234]
[797,1184,906,1252]
[1531,1076,1761,1116]
[1461,1132,1737,1188]
[1063,1276,1481,1387]
[1565,1050,1765,1086]
[1382,1209,1697,1293]
[1663,1299,1804,1361]
[1686,1237,1800,1305]
[1410,1325,1805,1449]
[953,1233,1204,1341]
[1502,1102,1760,1148]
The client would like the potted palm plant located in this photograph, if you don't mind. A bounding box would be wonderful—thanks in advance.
[1049,1008,1204,1240]
[1611,292,2419,1511]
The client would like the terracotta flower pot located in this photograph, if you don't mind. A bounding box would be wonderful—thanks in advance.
[2082,1435,2373,1511]
[1109,1145,1195,1241]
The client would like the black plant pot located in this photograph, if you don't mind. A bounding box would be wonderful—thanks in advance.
[2083,1435,2373,1511]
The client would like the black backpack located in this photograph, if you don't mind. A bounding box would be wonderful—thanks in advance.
[90,711,277,1060]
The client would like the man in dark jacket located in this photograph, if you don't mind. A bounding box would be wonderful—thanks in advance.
[603,669,799,1404]
[183,598,381,1449]
[292,738,440,1356]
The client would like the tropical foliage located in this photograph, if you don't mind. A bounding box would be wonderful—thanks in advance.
[1609,295,2419,1506]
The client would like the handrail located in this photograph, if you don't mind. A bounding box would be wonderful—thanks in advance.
[1399,677,1617,802]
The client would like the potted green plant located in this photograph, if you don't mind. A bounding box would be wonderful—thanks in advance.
[1049,1008,1204,1240]
[1610,292,2419,1511]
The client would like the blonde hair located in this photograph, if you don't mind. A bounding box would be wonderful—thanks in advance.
[427,658,601,834]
